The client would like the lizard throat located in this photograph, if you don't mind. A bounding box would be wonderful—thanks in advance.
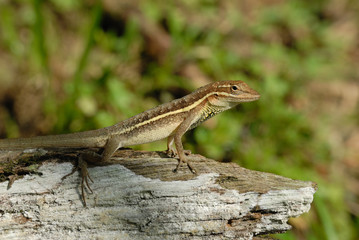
[189,105,225,130]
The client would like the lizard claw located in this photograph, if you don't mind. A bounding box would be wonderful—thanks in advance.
[60,154,94,207]
[166,149,177,158]
[173,159,197,174]
[79,156,94,207]
[166,149,192,158]
[184,150,192,156]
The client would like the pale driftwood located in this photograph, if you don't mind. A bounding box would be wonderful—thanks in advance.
[0,149,316,240]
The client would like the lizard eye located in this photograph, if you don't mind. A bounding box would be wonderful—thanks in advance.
[231,85,239,91]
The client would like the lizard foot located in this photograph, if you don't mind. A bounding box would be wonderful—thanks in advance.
[166,149,192,158]
[173,159,197,174]
[60,154,95,207]
[78,156,94,207]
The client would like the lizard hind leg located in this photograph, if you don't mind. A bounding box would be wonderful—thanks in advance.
[77,151,100,206]
[78,137,121,206]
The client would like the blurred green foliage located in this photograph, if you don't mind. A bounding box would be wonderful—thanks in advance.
[0,0,358,239]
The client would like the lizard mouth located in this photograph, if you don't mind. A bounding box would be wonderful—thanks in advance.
[238,93,261,102]
[252,94,261,100]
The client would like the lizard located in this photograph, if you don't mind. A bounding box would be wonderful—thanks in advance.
[0,80,260,205]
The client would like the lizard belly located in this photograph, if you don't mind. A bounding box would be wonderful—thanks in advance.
[122,122,179,146]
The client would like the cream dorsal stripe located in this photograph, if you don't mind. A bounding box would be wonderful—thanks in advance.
[117,91,225,134]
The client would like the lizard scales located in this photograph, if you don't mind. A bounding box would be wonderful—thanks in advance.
[0,81,260,151]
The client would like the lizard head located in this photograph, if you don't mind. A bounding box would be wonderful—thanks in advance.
[208,81,260,108]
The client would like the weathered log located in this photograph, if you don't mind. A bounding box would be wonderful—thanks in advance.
[0,149,316,239]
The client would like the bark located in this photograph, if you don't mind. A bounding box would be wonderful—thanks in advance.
[0,149,317,240]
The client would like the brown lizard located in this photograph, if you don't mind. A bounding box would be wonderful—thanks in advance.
[0,81,260,205]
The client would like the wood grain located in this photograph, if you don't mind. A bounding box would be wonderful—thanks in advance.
[0,149,316,239]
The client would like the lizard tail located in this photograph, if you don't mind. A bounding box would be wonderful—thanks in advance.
[0,130,107,150]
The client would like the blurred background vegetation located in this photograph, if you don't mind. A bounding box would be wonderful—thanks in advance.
[0,0,358,239]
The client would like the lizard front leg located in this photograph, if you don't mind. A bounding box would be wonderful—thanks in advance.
[166,135,191,157]
[166,135,176,157]
[172,102,205,174]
